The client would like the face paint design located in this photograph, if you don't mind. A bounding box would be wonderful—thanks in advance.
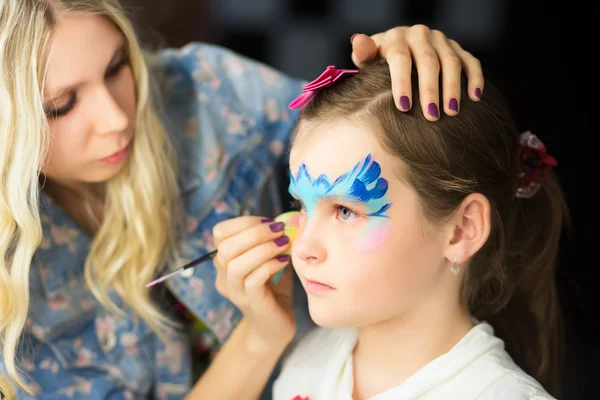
[289,154,392,252]
[355,218,392,252]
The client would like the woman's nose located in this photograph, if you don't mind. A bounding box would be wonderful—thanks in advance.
[90,85,129,136]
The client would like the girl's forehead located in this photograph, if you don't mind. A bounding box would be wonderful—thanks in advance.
[289,119,388,176]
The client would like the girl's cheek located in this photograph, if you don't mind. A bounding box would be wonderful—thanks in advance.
[356,219,392,253]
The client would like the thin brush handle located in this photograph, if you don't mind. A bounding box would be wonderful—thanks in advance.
[181,249,218,270]
[145,250,217,287]
[146,248,286,288]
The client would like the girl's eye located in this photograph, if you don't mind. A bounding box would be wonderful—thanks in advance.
[336,205,359,221]
[289,199,304,212]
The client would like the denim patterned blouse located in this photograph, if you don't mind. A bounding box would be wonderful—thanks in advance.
[1,43,312,400]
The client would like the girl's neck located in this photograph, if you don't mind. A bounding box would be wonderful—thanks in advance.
[352,302,474,400]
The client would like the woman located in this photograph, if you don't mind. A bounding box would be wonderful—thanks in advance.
[0,0,484,399]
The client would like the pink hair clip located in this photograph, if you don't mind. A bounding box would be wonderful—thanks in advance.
[288,65,358,110]
[516,130,557,199]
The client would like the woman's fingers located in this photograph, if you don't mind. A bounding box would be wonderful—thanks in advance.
[378,30,414,111]
[448,39,484,101]
[430,29,462,116]
[404,25,441,121]
[243,256,291,308]
[212,215,293,309]
[350,33,379,68]
[214,219,284,267]
[212,215,272,247]
[352,25,485,117]
[226,238,290,300]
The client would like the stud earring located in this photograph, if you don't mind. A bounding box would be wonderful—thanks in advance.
[451,258,460,275]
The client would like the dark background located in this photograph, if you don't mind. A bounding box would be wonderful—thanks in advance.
[122,0,596,398]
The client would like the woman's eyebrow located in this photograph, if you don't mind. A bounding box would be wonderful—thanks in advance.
[44,39,125,101]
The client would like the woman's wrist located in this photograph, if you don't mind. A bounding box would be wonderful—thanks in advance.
[186,317,292,400]
[244,319,295,356]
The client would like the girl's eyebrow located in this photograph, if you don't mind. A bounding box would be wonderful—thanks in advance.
[322,194,365,204]
[291,191,365,205]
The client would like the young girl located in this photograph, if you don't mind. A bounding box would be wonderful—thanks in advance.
[0,0,484,399]
[272,63,567,399]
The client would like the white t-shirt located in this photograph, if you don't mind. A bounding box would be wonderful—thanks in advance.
[273,321,555,400]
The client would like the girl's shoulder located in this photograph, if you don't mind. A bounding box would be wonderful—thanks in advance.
[435,321,557,399]
[273,328,356,399]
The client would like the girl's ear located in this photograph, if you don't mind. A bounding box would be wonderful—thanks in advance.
[444,193,491,266]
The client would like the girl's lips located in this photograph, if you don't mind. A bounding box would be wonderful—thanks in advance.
[304,279,336,294]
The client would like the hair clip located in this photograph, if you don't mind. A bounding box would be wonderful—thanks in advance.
[516,130,557,199]
[288,65,358,110]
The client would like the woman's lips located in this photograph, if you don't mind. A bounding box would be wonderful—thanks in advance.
[100,143,130,165]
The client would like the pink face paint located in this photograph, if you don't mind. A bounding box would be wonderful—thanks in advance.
[356,219,392,253]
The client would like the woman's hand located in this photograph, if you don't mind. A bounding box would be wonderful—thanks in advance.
[212,216,295,352]
[351,25,484,120]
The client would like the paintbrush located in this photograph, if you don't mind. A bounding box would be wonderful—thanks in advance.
[144,211,301,288]
[145,250,217,288]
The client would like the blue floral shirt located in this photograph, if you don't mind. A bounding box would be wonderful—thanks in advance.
[1,43,311,399]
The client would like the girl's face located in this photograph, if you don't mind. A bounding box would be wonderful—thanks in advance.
[289,119,451,328]
[42,14,136,185]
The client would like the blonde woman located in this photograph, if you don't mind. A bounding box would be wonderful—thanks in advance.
[0,0,484,399]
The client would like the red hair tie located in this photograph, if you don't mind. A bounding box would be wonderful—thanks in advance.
[516,130,557,198]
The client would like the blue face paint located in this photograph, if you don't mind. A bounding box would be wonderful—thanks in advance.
[288,154,392,218]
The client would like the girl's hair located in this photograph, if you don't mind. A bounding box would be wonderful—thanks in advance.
[297,62,568,396]
[0,0,180,397]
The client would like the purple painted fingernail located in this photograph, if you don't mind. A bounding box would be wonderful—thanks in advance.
[475,88,482,98]
[277,254,291,262]
[269,222,285,232]
[399,95,410,111]
[449,98,459,112]
[274,236,290,247]
[428,103,439,118]
[261,218,273,223]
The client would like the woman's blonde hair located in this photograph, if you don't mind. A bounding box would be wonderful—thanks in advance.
[0,0,180,397]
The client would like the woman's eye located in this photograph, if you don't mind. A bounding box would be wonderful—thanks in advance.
[44,92,77,119]
[105,57,128,79]
[336,205,358,221]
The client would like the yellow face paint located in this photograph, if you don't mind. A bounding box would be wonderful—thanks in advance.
[272,211,301,283]
[275,211,300,252]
